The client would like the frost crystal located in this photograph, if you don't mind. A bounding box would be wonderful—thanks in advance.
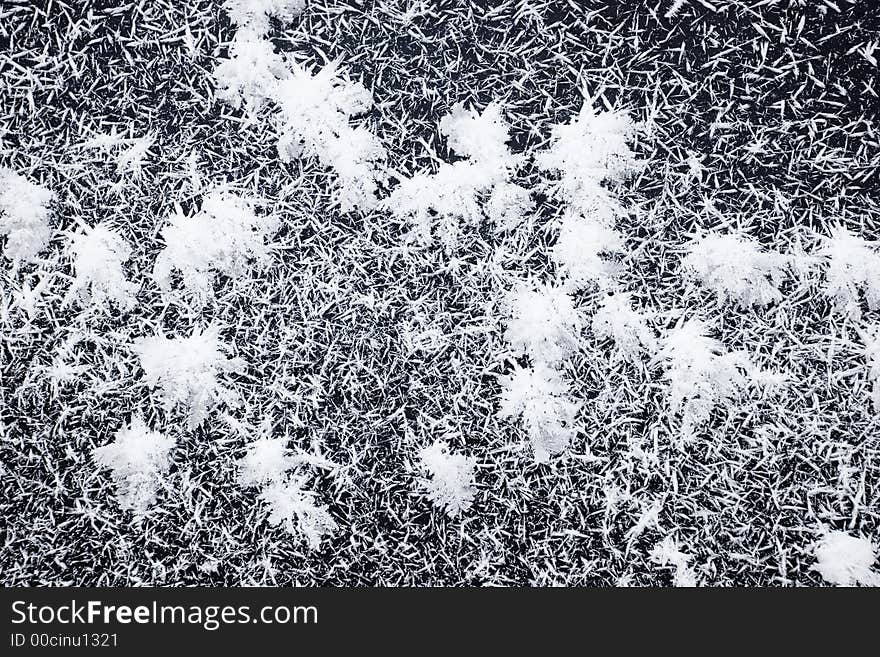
[418,440,477,518]
[682,231,787,307]
[153,190,277,303]
[259,476,337,549]
[592,293,656,364]
[133,326,243,429]
[386,102,520,248]
[552,213,624,289]
[503,281,583,364]
[536,102,641,221]
[116,133,155,176]
[485,182,534,232]
[864,326,880,412]
[237,437,294,488]
[658,319,752,438]
[820,227,880,318]
[438,102,517,166]
[813,531,878,586]
[66,224,136,311]
[216,0,385,212]
[386,160,501,248]
[223,0,305,35]
[274,61,386,212]
[650,536,698,587]
[498,363,580,462]
[0,168,53,265]
[538,102,640,289]
[213,30,287,112]
[93,416,176,517]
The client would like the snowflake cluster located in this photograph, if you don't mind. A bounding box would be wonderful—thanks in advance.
[418,440,477,518]
[212,30,287,112]
[503,281,583,364]
[657,319,754,439]
[592,293,656,365]
[386,102,531,249]
[274,61,387,211]
[152,190,278,304]
[259,476,338,549]
[133,326,244,430]
[820,227,880,319]
[552,218,625,290]
[812,531,878,586]
[498,363,581,463]
[223,0,305,35]
[65,224,137,311]
[0,168,54,266]
[92,416,176,517]
[536,103,642,220]
[682,231,788,307]
[650,535,698,587]
[213,23,386,212]
[236,436,337,548]
[495,100,643,461]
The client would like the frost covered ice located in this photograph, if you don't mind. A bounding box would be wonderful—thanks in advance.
[2,1,879,588]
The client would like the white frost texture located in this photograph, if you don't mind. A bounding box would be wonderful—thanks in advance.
[503,281,583,364]
[682,231,788,308]
[658,319,753,439]
[820,227,880,319]
[153,190,277,303]
[498,363,580,463]
[223,0,305,35]
[536,102,641,222]
[5,0,880,588]
[650,536,698,588]
[385,102,522,249]
[592,293,656,364]
[237,437,294,488]
[273,62,386,212]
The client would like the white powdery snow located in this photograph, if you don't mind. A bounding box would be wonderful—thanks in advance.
[658,319,754,439]
[385,102,522,249]
[153,190,277,303]
[682,231,788,308]
[273,61,386,212]
[820,226,880,319]
[592,293,656,365]
[502,280,583,364]
[237,437,295,488]
[259,476,337,549]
